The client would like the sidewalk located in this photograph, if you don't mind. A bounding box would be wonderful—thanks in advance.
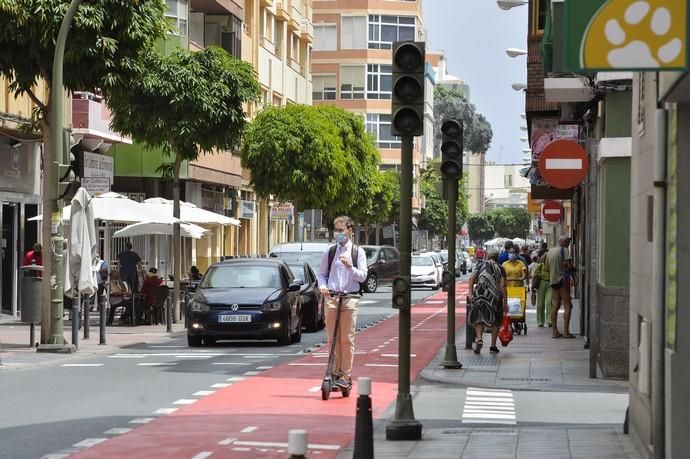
[336,295,638,459]
[0,316,185,369]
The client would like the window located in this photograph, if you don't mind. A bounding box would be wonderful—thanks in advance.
[314,24,337,51]
[368,15,415,49]
[290,32,300,63]
[312,75,336,100]
[366,114,400,148]
[367,64,392,99]
[340,66,365,99]
[341,16,367,49]
[166,0,188,36]
[532,0,548,34]
[504,174,513,188]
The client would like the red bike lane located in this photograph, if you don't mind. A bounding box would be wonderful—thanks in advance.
[73,283,469,459]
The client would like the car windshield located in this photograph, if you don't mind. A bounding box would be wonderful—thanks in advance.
[411,256,434,266]
[363,247,378,262]
[271,252,323,269]
[287,264,305,280]
[438,252,449,262]
[201,265,282,289]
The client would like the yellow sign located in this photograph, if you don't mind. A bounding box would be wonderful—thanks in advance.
[527,193,541,214]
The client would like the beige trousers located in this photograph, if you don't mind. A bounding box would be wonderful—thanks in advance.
[324,296,359,379]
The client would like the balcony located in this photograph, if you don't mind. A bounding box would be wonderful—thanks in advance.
[300,20,313,43]
[260,0,273,6]
[275,2,289,22]
[71,92,131,144]
[544,78,595,103]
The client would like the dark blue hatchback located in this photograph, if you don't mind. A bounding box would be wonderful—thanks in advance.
[186,259,303,346]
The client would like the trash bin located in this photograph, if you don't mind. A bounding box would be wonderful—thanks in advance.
[20,265,43,323]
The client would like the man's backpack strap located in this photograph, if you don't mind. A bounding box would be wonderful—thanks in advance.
[327,243,360,277]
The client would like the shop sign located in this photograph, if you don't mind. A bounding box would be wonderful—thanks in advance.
[0,142,35,194]
[81,177,111,195]
[565,0,689,72]
[82,151,114,180]
[271,204,294,222]
[527,192,541,214]
[238,200,255,219]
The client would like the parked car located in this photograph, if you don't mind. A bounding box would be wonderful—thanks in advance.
[286,261,325,332]
[426,252,444,286]
[361,245,400,293]
[187,259,302,346]
[411,253,441,289]
[268,242,330,269]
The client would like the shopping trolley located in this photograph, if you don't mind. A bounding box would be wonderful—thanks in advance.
[506,285,527,335]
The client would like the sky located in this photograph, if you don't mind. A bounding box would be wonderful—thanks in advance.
[424,0,529,165]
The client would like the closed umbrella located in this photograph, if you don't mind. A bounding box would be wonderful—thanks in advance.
[65,188,98,296]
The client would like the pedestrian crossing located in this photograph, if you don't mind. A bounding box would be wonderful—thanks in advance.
[462,387,516,425]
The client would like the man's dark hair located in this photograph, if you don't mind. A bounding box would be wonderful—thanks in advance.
[125,242,133,250]
[504,240,514,250]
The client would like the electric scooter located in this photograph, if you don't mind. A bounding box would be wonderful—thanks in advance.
[321,291,353,400]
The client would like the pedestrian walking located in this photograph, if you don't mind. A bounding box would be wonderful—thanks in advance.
[534,249,552,327]
[468,250,508,354]
[497,240,514,264]
[545,235,575,338]
[528,254,539,306]
[502,247,527,288]
[22,242,43,267]
[317,215,368,389]
[117,241,142,294]
[90,251,108,311]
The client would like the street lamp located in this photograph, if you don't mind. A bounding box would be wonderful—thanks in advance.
[522,148,531,153]
[520,126,528,131]
[521,113,526,119]
[506,48,528,58]
[520,136,528,142]
[497,0,527,10]
[512,82,527,91]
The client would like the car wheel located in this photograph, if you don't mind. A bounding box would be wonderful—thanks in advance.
[432,283,440,291]
[277,317,292,345]
[305,302,319,333]
[203,336,216,345]
[365,274,378,293]
[187,334,203,347]
[291,312,302,344]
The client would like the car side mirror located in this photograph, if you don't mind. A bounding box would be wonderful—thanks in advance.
[287,283,301,292]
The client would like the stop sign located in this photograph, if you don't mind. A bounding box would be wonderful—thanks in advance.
[542,200,562,223]
[538,139,589,189]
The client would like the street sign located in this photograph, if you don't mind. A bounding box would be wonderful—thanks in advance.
[527,192,541,214]
[538,139,589,189]
[81,177,110,195]
[564,0,689,71]
[542,200,563,223]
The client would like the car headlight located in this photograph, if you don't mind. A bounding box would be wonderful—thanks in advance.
[262,300,282,312]
[189,300,209,312]
[427,271,436,276]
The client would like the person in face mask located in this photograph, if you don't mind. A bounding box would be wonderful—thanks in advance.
[501,247,527,288]
[317,216,368,389]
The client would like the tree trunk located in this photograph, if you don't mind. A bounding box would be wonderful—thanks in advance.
[172,153,182,323]
[375,223,381,245]
[364,224,370,245]
[40,117,54,344]
[293,198,302,242]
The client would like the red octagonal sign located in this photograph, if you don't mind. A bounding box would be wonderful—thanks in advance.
[542,201,562,223]
[538,139,589,189]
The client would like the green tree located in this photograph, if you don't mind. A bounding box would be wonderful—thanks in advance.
[107,46,261,321]
[0,0,169,341]
[434,87,493,155]
[467,214,495,242]
[418,161,470,243]
[487,207,532,239]
[351,169,398,243]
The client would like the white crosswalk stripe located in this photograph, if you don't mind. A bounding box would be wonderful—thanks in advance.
[462,387,516,425]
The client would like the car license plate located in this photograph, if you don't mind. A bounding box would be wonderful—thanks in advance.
[218,314,251,323]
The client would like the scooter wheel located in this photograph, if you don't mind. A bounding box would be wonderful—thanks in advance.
[342,387,351,398]
[321,381,331,400]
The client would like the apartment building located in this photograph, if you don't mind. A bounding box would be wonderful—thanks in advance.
[311,0,429,214]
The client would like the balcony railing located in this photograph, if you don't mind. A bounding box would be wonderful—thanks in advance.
[275,2,289,22]
[300,20,313,43]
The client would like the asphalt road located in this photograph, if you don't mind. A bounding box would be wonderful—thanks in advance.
[0,285,440,459]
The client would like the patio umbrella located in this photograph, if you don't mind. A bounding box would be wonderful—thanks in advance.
[65,188,97,296]
[30,192,147,223]
[140,197,240,226]
[113,219,209,239]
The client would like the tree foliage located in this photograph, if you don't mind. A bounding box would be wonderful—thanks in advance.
[242,104,379,213]
[486,207,532,239]
[433,87,493,155]
[0,0,169,116]
[467,213,495,242]
[418,161,469,241]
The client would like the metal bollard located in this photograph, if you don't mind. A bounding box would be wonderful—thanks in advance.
[287,429,307,458]
[83,296,90,340]
[465,297,474,349]
[166,288,173,333]
[183,292,189,329]
[72,294,80,350]
[99,291,107,345]
[353,377,374,459]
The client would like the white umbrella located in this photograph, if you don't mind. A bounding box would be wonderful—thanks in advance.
[30,192,147,223]
[140,197,240,226]
[113,219,209,239]
[65,188,97,296]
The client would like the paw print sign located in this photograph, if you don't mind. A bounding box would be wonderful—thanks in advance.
[565,0,689,71]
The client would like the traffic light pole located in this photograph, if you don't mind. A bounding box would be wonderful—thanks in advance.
[39,0,83,349]
[386,135,422,441]
[442,179,462,368]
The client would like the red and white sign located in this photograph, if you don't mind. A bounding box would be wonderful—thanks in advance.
[542,200,563,223]
[538,139,589,189]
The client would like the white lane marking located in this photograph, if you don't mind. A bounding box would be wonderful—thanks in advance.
[212,362,250,366]
[232,448,251,451]
[211,383,232,388]
[110,352,296,357]
[191,452,213,459]
[137,362,178,366]
[226,376,246,382]
[61,364,104,367]
[365,363,397,367]
[425,300,445,304]
[545,158,583,170]
[105,427,132,435]
[256,366,273,370]
[240,426,258,433]
[108,355,147,359]
[465,390,513,398]
[232,440,340,451]
[243,371,261,376]
[308,386,321,392]
[217,438,237,446]
[148,345,187,348]
[462,413,516,419]
[358,300,377,305]
[289,363,324,366]
[73,438,107,448]
[242,355,279,358]
[381,354,416,357]
[193,390,216,396]
[129,417,155,424]
[153,408,178,415]
[462,388,516,425]
[173,399,198,405]
[42,454,69,459]
[175,355,211,359]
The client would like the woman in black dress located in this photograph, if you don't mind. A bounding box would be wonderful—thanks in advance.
[467,250,508,354]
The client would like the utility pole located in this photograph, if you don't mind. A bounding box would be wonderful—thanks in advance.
[38,0,83,351]
[386,40,425,441]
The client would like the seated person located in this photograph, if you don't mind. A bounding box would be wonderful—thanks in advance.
[108,269,131,325]
[141,267,165,310]
[189,265,203,281]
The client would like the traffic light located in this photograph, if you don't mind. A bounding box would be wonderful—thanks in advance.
[58,130,80,201]
[391,41,425,137]
[392,276,410,309]
[442,270,454,292]
[440,119,463,180]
